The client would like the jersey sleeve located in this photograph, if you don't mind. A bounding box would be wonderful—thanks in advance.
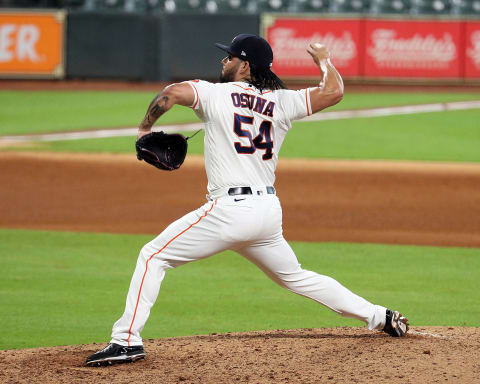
[185,80,216,118]
[277,88,313,122]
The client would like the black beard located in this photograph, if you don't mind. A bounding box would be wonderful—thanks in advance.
[219,63,239,83]
[219,71,234,83]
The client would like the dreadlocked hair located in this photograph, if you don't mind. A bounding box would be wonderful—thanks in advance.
[248,64,288,92]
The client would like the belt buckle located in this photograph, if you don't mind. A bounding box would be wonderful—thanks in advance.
[228,187,252,196]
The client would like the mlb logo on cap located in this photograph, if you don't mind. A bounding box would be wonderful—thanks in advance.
[215,34,273,70]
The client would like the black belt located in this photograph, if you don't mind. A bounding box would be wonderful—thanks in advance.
[228,187,275,196]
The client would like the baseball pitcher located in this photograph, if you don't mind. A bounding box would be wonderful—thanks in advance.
[86,34,408,366]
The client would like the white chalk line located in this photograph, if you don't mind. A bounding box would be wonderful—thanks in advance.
[303,100,480,122]
[1,100,479,143]
[0,123,204,143]
[408,330,449,339]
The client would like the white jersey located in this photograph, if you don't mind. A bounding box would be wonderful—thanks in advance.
[187,80,312,194]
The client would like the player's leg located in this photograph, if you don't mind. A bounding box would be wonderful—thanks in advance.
[110,200,228,347]
[238,235,386,331]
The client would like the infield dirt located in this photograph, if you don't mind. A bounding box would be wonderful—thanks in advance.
[1,327,479,383]
[1,151,479,247]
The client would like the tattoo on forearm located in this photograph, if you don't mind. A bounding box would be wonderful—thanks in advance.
[150,103,163,118]
[140,94,170,131]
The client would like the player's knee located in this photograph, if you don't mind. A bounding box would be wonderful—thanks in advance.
[139,243,159,261]
[139,242,174,266]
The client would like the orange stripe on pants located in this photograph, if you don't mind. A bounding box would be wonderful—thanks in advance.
[126,200,217,346]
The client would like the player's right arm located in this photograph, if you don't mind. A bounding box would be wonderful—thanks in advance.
[307,43,344,114]
[138,82,195,138]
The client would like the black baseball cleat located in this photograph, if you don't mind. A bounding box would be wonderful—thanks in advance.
[85,343,146,366]
[383,309,409,337]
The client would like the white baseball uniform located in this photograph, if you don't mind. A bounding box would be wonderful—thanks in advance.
[111,80,387,347]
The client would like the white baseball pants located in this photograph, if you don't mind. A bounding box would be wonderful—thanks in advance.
[111,190,386,346]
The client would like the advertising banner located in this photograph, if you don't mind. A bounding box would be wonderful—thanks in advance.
[263,16,362,78]
[0,11,65,77]
[465,21,480,78]
[364,19,462,78]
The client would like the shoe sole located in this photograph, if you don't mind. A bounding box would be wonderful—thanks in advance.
[86,353,146,367]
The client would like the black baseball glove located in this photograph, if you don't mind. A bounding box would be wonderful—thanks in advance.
[135,131,188,171]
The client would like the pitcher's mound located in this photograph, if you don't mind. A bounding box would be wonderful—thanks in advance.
[1,327,479,383]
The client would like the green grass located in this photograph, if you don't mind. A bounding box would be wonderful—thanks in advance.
[14,109,480,163]
[1,229,479,350]
[331,91,480,111]
[282,109,480,162]
[0,91,198,136]
[1,90,479,136]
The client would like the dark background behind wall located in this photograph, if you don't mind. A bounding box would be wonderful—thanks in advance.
[158,13,259,81]
[66,12,259,81]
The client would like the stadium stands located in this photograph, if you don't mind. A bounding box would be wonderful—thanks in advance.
[204,0,249,14]
[450,0,480,14]
[369,0,410,14]
[294,0,331,13]
[329,0,369,13]
[410,0,451,14]
[4,0,480,15]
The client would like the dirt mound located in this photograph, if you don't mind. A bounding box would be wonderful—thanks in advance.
[1,327,478,384]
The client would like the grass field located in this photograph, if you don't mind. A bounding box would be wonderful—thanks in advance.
[0,229,479,350]
[2,90,479,162]
[1,90,480,135]
[14,108,480,163]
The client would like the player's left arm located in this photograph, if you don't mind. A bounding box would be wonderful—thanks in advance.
[138,82,195,139]
[307,43,344,114]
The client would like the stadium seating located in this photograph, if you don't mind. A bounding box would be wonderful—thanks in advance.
[204,0,250,13]
[163,0,205,12]
[450,0,480,14]
[329,0,370,13]
[99,0,125,11]
[144,0,163,12]
[294,0,331,12]
[142,0,250,13]
[369,0,410,14]
[11,0,480,15]
[410,0,452,14]
[254,0,293,12]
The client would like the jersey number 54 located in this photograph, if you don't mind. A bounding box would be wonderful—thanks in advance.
[233,113,273,161]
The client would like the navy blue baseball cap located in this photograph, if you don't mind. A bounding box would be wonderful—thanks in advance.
[215,34,273,70]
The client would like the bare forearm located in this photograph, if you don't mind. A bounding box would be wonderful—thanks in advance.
[306,43,344,113]
[139,92,171,132]
[318,58,343,96]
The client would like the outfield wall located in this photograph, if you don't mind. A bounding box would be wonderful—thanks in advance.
[0,9,479,82]
[263,15,480,81]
